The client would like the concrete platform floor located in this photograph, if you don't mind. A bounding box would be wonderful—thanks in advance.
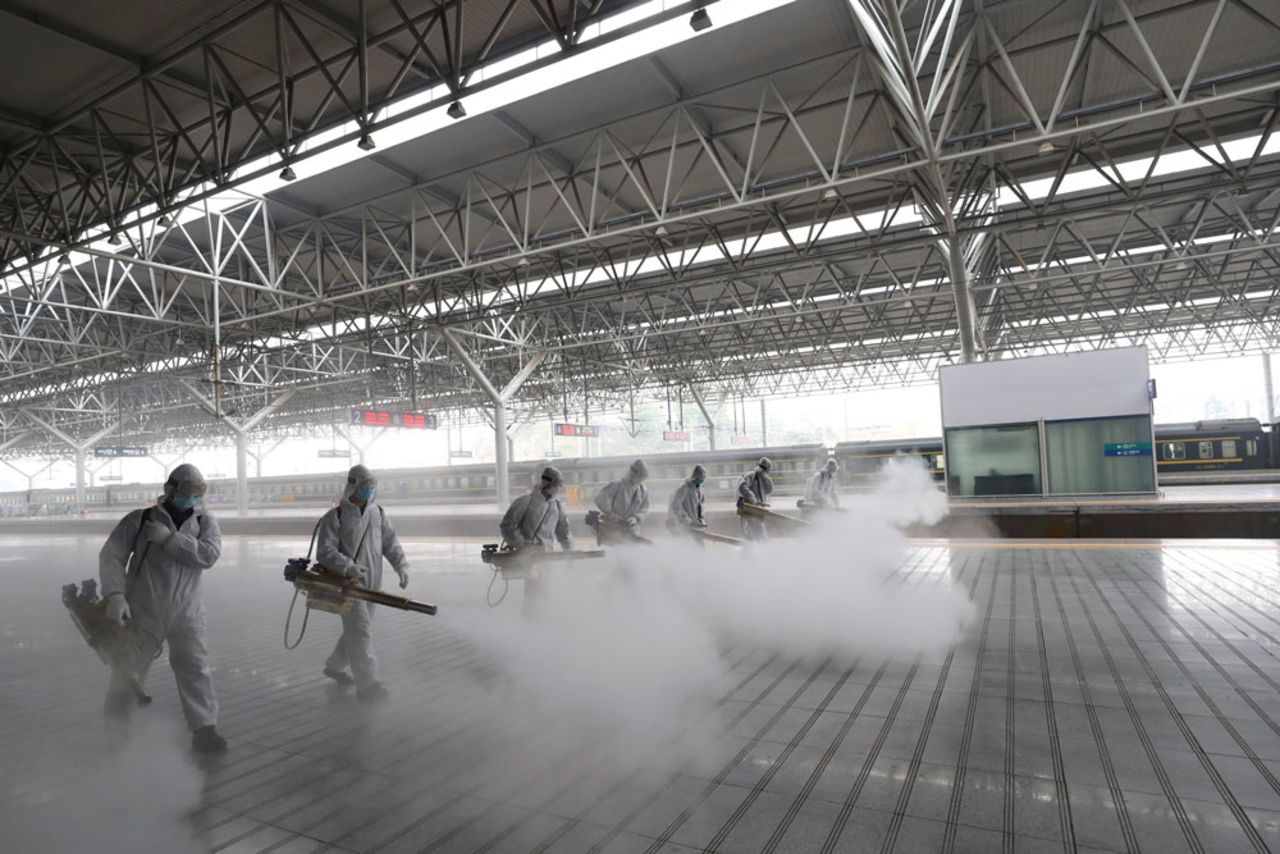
[5,535,1280,853]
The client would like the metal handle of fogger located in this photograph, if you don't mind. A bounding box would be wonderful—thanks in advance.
[284,558,439,615]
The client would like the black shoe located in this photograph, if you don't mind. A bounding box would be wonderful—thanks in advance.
[191,725,228,753]
[357,683,389,703]
[324,667,355,686]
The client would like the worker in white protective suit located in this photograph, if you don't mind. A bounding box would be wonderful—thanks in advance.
[316,465,409,702]
[804,458,841,509]
[737,457,774,542]
[100,463,227,753]
[590,459,651,544]
[501,466,572,550]
[667,464,708,532]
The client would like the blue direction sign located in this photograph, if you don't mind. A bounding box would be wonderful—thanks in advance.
[93,446,148,458]
[1104,442,1152,457]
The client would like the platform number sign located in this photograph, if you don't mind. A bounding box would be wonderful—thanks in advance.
[351,409,438,429]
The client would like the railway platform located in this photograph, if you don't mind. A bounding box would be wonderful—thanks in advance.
[5,533,1280,853]
[8,483,1280,540]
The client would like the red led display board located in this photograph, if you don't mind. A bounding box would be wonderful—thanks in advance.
[350,409,439,429]
[553,422,599,438]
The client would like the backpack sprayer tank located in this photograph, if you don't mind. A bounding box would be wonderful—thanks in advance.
[60,580,151,705]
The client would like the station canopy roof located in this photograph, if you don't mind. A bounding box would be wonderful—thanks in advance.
[0,0,1278,455]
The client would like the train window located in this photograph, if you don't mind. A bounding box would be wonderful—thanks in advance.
[1222,440,1237,458]
[1198,441,1214,459]
[1163,443,1186,461]
[1247,440,1258,457]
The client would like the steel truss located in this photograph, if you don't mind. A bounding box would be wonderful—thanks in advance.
[0,0,1279,457]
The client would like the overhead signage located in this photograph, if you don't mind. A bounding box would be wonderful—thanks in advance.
[1104,442,1152,457]
[318,449,351,458]
[93,446,148,458]
[730,435,752,446]
[545,450,563,458]
[351,409,438,429]
[98,475,123,482]
[554,422,598,438]
[449,450,473,458]
[663,430,689,442]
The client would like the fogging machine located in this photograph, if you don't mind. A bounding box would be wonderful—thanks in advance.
[284,558,439,616]
[282,518,438,649]
[584,510,653,545]
[61,580,151,706]
[480,543,605,580]
[737,498,811,527]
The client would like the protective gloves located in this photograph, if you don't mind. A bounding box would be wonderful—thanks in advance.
[105,594,130,627]
[346,563,369,582]
[144,522,172,544]
[626,516,639,527]
[395,565,409,590]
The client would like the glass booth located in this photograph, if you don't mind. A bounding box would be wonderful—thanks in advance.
[945,415,1155,497]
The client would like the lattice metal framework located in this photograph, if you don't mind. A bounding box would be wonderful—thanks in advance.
[1,0,1279,457]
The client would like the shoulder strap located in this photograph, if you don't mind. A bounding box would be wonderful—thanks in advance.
[125,507,153,585]
[532,495,556,535]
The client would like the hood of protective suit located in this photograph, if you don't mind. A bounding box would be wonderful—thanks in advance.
[163,463,207,505]
[627,458,650,483]
[342,464,378,503]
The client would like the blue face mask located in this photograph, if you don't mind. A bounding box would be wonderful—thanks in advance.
[692,477,704,487]
[354,485,376,503]
[171,493,200,511]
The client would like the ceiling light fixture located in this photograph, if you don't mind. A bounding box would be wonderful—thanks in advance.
[279,165,297,181]
[447,100,467,120]
[357,132,376,151]
[690,7,712,31]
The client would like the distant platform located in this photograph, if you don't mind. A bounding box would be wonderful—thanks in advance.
[9,482,1280,539]
[5,534,1280,853]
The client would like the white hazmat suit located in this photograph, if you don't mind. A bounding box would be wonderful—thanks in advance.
[99,466,222,735]
[668,464,707,530]
[316,469,408,694]
[594,460,651,525]
[501,467,572,549]
[737,459,774,542]
[805,462,840,508]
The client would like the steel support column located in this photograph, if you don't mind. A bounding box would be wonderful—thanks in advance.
[21,413,116,510]
[444,330,547,509]
[689,386,717,451]
[1265,353,1275,425]
[179,381,295,515]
